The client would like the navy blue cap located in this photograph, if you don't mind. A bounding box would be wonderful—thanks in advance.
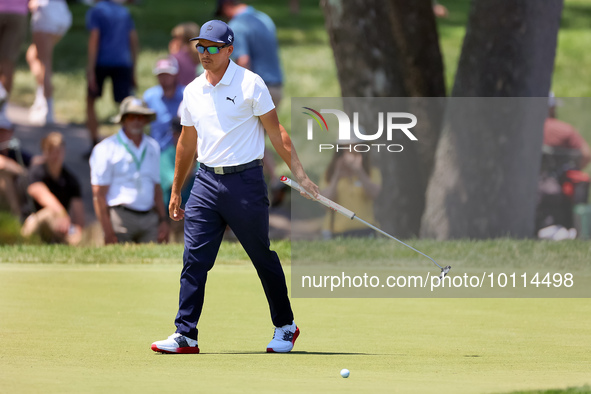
[189,20,234,45]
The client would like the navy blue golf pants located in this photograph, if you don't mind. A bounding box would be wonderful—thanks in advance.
[174,165,294,340]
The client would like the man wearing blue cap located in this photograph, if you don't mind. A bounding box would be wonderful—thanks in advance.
[151,20,319,354]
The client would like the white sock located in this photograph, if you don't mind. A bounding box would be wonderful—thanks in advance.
[33,86,45,107]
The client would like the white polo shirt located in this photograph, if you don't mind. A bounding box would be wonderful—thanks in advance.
[180,60,275,167]
[90,130,161,211]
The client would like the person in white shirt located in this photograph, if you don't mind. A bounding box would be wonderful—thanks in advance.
[90,96,169,244]
[151,20,318,355]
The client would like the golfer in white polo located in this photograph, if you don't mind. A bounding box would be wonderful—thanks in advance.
[151,20,318,354]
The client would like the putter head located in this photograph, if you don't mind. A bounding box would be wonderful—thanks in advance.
[438,265,451,282]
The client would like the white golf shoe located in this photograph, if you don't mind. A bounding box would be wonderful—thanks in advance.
[151,333,200,354]
[266,321,300,353]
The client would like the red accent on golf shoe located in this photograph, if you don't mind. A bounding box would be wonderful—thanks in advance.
[151,343,200,354]
[267,326,300,353]
[151,344,172,353]
[176,346,200,354]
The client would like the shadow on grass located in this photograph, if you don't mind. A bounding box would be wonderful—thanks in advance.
[154,351,380,356]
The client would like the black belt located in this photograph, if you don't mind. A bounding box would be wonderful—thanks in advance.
[112,205,153,215]
[200,159,263,175]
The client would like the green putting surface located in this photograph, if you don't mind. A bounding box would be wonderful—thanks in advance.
[1,260,590,393]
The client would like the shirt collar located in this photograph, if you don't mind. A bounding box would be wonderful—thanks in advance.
[218,60,238,86]
[118,129,145,149]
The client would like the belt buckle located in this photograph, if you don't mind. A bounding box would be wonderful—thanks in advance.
[214,166,224,175]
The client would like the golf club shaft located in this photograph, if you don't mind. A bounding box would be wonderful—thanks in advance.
[280,176,443,270]
[352,216,443,270]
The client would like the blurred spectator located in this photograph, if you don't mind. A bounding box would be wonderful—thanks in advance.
[143,57,184,151]
[160,118,196,241]
[90,96,169,244]
[26,0,72,125]
[216,0,282,106]
[536,94,591,239]
[21,132,84,244]
[0,0,29,123]
[169,22,201,86]
[544,94,591,170]
[216,0,285,201]
[433,1,449,18]
[320,138,381,239]
[86,0,139,150]
[0,118,32,217]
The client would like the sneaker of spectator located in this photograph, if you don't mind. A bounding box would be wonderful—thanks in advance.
[29,98,48,125]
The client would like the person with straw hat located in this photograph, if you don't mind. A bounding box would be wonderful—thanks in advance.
[90,96,169,244]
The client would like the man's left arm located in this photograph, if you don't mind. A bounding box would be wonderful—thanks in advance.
[259,109,319,198]
[154,184,169,243]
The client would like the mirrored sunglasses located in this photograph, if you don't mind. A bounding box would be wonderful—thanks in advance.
[196,44,229,54]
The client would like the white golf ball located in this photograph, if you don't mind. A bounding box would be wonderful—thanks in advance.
[340,368,350,378]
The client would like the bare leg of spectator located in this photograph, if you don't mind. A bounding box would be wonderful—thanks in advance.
[86,94,99,148]
[27,32,64,125]
[0,62,14,95]
[26,43,46,123]
[0,60,15,119]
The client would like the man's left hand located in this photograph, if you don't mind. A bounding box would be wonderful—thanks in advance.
[299,177,320,200]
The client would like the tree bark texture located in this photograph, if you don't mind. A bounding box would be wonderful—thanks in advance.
[320,0,445,237]
[421,0,564,239]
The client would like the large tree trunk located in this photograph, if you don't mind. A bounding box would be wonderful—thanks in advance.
[320,0,445,237]
[421,0,564,239]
